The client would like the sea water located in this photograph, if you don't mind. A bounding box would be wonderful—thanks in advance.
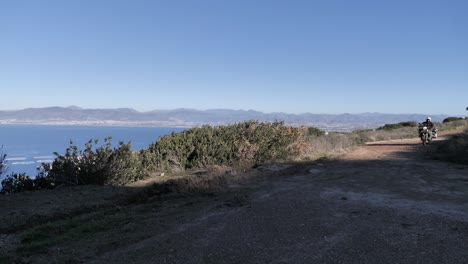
[0,124,185,178]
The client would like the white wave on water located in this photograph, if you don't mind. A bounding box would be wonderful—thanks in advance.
[5,157,27,161]
[33,156,55,159]
[36,160,53,163]
[12,161,36,165]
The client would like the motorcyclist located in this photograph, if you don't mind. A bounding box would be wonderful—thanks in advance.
[421,117,438,138]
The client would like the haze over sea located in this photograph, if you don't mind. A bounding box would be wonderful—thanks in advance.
[0,124,184,178]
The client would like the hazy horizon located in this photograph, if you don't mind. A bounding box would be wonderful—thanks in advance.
[0,105,456,117]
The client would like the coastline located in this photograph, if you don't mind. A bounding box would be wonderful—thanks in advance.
[0,125,186,177]
[0,120,362,133]
[0,120,194,128]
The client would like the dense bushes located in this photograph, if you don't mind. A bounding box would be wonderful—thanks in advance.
[0,121,317,192]
[377,121,418,130]
[443,117,464,123]
[1,171,54,193]
[307,127,326,137]
[1,138,148,192]
[147,121,305,171]
[46,137,148,186]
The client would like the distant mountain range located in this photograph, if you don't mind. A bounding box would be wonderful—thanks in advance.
[0,106,449,132]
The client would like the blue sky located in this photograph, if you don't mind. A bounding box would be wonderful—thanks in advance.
[1,0,467,115]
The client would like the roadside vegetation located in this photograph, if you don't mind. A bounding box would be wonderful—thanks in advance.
[443,117,464,123]
[1,121,306,193]
[352,121,419,143]
[437,118,468,132]
[146,121,304,171]
[47,137,147,186]
[2,119,468,194]
[435,119,468,164]
[422,118,468,165]
[434,129,468,165]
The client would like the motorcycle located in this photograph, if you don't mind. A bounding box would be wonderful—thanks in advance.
[418,124,436,146]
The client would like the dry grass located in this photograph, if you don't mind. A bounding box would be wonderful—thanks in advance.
[354,126,418,143]
[299,133,356,160]
[439,119,468,132]
[298,120,468,161]
[299,124,421,160]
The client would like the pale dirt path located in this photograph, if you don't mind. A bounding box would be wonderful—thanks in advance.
[90,137,468,264]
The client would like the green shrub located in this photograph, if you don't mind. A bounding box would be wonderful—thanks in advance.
[443,117,464,123]
[377,121,418,130]
[33,169,56,190]
[0,171,54,193]
[147,121,304,171]
[307,126,326,137]
[1,173,34,193]
[46,137,148,186]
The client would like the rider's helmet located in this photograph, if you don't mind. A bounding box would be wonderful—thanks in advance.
[427,117,431,121]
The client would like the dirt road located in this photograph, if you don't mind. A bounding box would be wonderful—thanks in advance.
[2,137,468,263]
[89,137,467,264]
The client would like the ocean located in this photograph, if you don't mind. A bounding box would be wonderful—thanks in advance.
[0,124,185,178]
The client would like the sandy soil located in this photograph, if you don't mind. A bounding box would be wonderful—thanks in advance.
[1,135,467,263]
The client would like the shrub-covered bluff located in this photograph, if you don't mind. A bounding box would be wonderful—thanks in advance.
[2,119,468,193]
[1,121,308,192]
